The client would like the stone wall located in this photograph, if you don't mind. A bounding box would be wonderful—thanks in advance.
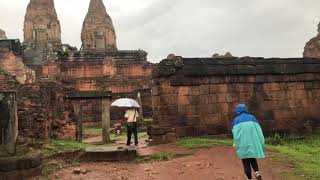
[0,69,20,91]
[149,57,320,144]
[42,51,156,123]
[0,67,75,143]
[17,81,76,142]
[0,49,35,84]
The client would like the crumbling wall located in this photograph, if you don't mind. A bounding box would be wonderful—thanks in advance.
[0,66,75,142]
[42,51,156,123]
[18,81,76,142]
[0,49,35,84]
[149,57,320,144]
[0,69,20,91]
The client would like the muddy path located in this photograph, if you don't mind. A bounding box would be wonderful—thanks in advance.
[49,146,285,180]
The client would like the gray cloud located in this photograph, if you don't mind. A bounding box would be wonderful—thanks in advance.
[0,0,319,62]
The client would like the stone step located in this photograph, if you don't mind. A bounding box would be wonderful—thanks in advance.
[79,146,137,162]
[0,151,43,179]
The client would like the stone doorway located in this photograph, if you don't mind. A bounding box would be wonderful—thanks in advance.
[66,91,112,144]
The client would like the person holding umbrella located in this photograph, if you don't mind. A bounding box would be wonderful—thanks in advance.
[111,98,141,146]
[124,107,139,146]
[232,104,265,180]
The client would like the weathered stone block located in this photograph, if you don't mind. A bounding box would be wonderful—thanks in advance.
[178,87,190,96]
[80,146,136,161]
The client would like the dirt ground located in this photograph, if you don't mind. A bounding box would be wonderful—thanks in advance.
[49,145,283,180]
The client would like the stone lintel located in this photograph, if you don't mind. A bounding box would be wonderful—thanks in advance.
[66,91,112,100]
[58,50,148,61]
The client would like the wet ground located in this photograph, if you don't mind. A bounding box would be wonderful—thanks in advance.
[49,146,282,180]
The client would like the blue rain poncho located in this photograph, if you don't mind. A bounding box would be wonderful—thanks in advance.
[232,104,265,159]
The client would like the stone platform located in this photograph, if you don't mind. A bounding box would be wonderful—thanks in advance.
[79,146,137,162]
[0,152,43,180]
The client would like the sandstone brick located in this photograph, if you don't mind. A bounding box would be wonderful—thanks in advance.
[199,85,210,95]
[208,94,218,104]
[185,105,199,115]
[185,115,201,126]
[178,87,190,96]
[209,84,218,93]
[288,82,304,90]
[217,93,228,103]
[263,83,281,92]
[190,87,200,96]
[220,103,230,113]
[178,96,191,106]
[199,95,209,105]
[216,84,228,93]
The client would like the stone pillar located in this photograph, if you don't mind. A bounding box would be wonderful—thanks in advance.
[101,98,111,144]
[72,101,82,142]
[137,91,144,120]
[0,93,18,157]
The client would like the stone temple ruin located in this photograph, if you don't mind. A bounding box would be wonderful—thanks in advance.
[0,0,155,178]
[304,22,320,58]
[81,0,117,50]
[23,0,62,70]
[1,0,320,178]
[0,28,6,40]
[0,0,157,143]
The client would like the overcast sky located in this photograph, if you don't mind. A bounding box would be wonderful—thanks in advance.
[0,0,319,62]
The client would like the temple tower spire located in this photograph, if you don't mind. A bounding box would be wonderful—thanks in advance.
[81,0,117,51]
[304,22,320,58]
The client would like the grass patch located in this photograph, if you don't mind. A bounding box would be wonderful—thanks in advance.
[110,132,148,142]
[42,139,95,157]
[267,135,320,180]
[83,126,148,142]
[177,136,232,150]
[83,127,102,138]
[133,152,174,163]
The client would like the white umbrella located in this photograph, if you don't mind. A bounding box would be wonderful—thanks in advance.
[111,98,140,108]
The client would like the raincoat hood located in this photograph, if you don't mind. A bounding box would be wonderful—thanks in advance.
[235,104,248,115]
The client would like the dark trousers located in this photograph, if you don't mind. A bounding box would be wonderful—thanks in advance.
[242,158,259,179]
[126,123,138,145]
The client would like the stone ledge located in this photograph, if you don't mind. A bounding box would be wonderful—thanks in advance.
[79,146,137,161]
[153,58,320,78]
[0,166,42,180]
[0,152,42,172]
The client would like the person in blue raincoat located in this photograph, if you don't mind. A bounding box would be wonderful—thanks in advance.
[232,104,265,180]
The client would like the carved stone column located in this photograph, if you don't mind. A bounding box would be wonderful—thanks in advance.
[101,98,111,143]
[0,92,18,157]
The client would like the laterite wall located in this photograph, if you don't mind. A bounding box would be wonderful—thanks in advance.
[149,57,320,144]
